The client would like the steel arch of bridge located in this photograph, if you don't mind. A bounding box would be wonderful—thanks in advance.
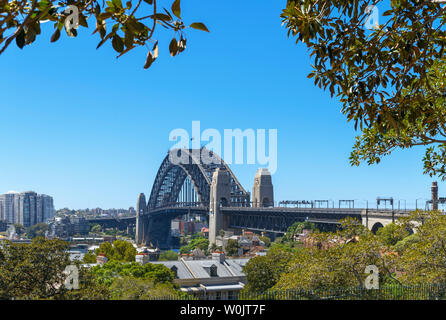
[147,148,249,209]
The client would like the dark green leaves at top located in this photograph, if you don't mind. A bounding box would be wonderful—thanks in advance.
[190,22,209,32]
[111,0,123,9]
[15,29,25,49]
[171,0,181,19]
[112,34,124,52]
[144,49,157,69]
[169,37,178,56]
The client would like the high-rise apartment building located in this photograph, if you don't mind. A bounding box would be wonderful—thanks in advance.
[0,191,54,227]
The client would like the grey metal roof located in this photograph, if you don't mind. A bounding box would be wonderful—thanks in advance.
[185,260,233,278]
[224,258,249,277]
[151,261,193,279]
[152,258,249,280]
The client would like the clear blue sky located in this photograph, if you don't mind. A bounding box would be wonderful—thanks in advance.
[0,0,439,210]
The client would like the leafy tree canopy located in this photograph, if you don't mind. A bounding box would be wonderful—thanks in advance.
[242,247,294,293]
[281,221,317,243]
[108,276,183,300]
[0,237,108,300]
[282,0,446,178]
[25,223,49,239]
[224,239,240,256]
[158,250,178,261]
[96,239,137,262]
[0,0,209,69]
[376,222,410,246]
[179,236,209,254]
[91,260,175,286]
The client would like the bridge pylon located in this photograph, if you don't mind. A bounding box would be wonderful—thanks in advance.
[136,193,147,245]
[252,168,274,208]
[209,167,231,245]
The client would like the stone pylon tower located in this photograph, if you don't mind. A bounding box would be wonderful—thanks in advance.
[209,168,231,245]
[136,193,147,245]
[252,168,274,208]
[432,182,438,211]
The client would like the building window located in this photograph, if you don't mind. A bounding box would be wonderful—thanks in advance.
[210,264,217,277]
[170,265,178,278]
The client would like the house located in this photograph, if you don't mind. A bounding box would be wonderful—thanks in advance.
[147,252,249,300]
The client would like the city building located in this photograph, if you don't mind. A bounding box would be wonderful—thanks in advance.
[0,191,54,227]
[48,216,94,239]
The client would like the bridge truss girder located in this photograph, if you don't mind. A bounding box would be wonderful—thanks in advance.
[148,148,249,210]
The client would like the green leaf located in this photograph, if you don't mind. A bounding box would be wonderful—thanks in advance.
[169,37,178,56]
[124,31,133,48]
[112,34,124,52]
[171,0,181,19]
[112,0,122,8]
[15,29,25,49]
[78,14,88,28]
[144,51,155,69]
[190,22,209,32]
[152,13,172,22]
[50,28,60,42]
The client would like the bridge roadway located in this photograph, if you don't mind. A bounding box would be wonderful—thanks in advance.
[87,206,408,234]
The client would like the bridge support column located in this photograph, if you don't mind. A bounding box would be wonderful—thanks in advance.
[209,168,231,245]
[252,168,274,207]
[136,193,147,245]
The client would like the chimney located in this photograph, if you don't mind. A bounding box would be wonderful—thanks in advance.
[212,252,226,263]
[432,182,438,211]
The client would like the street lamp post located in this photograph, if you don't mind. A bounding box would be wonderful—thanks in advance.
[361,200,369,229]
[416,198,423,210]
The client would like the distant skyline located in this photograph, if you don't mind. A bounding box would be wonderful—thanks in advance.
[0,1,441,210]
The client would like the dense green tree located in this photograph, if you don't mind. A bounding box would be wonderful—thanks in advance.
[394,233,420,255]
[179,236,209,254]
[243,247,294,293]
[96,240,137,262]
[224,239,240,256]
[0,237,71,299]
[108,276,182,300]
[90,224,102,233]
[395,210,446,284]
[0,0,209,69]
[376,222,410,246]
[281,0,446,178]
[82,250,97,264]
[158,250,178,261]
[273,219,399,291]
[25,223,49,239]
[281,221,316,243]
[91,261,175,286]
[63,265,111,300]
[259,236,271,247]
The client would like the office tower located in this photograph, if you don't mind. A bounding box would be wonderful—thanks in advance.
[0,191,54,227]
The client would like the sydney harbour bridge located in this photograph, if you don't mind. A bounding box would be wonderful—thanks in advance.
[88,148,418,249]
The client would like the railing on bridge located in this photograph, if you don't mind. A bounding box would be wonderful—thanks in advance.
[153,202,208,209]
